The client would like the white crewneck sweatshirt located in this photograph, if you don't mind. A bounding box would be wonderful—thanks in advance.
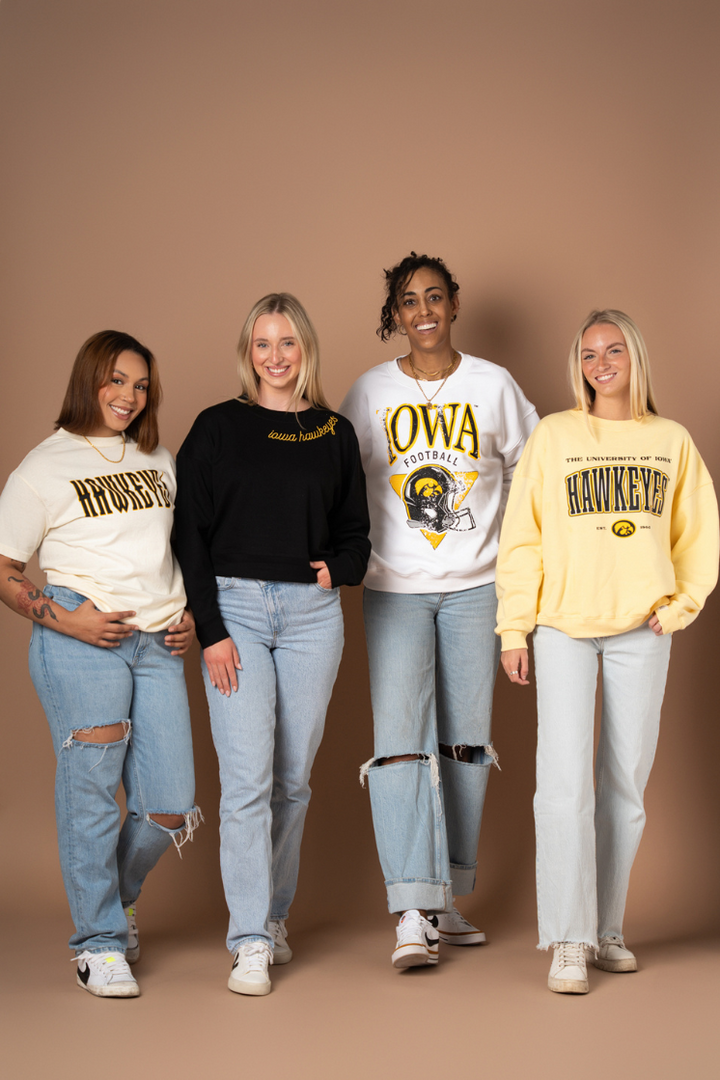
[340,354,538,593]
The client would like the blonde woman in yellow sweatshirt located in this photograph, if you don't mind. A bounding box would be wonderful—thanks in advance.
[495,310,719,995]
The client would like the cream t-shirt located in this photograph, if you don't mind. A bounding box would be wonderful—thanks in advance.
[0,429,186,632]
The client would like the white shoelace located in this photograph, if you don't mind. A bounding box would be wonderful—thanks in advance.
[555,942,585,969]
[397,912,428,946]
[241,942,273,970]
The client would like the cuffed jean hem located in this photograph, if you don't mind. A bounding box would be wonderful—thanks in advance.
[231,935,269,952]
[450,863,476,896]
[386,880,453,915]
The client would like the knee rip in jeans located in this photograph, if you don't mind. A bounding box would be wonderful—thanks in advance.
[359,752,441,790]
[146,806,205,856]
[439,743,501,770]
[61,721,131,770]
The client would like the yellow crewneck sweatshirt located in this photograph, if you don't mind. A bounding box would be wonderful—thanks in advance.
[495,410,719,648]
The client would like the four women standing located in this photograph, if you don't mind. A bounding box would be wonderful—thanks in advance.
[1,286,716,1000]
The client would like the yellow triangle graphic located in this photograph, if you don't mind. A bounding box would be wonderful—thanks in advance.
[421,530,446,549]
[389,474,407,498]
[455,472,478,507]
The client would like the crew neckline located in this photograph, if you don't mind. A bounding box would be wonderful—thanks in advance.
[387,352,466,388]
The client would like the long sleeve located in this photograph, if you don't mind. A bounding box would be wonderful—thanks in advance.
[322,424,371,587]
[655,439,719,634]
[174,418,229,649]
[495,428,546,650]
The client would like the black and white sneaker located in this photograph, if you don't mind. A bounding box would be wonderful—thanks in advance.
[123,904,140,964]
[75,951,140,997]
[391,910,440,969]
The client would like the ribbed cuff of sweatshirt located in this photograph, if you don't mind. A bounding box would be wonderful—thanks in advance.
[499,630,530,650]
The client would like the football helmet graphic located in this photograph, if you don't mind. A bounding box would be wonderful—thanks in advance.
[402,465,476,534]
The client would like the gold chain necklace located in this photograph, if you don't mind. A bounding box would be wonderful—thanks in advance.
[83,433,126,464]
[407,351,459,406]
[408,353,457,380]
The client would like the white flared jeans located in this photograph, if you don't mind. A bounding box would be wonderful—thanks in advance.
[533,622,672,949]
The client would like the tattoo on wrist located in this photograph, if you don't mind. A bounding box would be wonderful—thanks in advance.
[8,575,59,622]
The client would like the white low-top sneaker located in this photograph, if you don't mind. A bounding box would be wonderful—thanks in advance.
[228,941,273,996]
[547,942,589,994]
[592,936,637,972]
[435,907,486,946]
[123,904,140,964]
[269,919,292,965]
[391,910,440,969]
[75,951,140,997]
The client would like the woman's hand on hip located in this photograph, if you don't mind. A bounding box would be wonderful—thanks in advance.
[165,609,195,655]
[203,637,242,695]
[65,600,138,647]
[501,648,530,686]
[310,560,332,589]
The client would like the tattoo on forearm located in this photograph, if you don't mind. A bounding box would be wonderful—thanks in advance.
[8,575,58,622]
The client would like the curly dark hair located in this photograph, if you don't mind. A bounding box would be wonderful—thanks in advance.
[377,252,459,342]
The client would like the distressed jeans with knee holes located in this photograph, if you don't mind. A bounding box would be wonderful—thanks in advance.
[533,622,672,950]
[29,585,199,955]
[361,584,501,914]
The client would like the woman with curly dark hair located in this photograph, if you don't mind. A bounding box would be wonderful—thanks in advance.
[341,253,538,969]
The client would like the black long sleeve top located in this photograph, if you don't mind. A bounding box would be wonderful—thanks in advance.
[173,399,371,648]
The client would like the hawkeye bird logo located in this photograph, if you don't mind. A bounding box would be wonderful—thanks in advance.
[389,465,478,549]
[612,520,636,537]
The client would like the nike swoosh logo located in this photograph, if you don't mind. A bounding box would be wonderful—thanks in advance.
[77,965,90,985]
[425,934,439,947]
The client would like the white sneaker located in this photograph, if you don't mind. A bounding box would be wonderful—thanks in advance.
[391,910,440,969]
[228,941,273,996]
[123,904,139,964]
[75,951,140,997]
[435,907,486,946]
[592,936,637,973]
[547,942,589,994]
[269,919,292,965]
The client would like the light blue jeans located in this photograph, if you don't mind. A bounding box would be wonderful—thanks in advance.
[362,584,501,914]
[205,578,344,955]
[533,623,672,949]
[28,585,198,955]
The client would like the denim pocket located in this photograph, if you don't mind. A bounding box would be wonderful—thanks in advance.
[215,577,235,591]
[313,583,336,593]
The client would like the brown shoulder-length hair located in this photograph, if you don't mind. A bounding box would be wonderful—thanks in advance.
[55,331,162,453]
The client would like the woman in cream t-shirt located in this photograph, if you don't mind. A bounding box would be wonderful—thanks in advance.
[0,330,200,999]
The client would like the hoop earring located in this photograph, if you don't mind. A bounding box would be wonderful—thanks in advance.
[451,314,457,322]
[396,324,408,336]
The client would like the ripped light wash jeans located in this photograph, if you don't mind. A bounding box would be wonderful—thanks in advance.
[362,584,501,914]
[205,578,344,955]
[29,585,198,955]
[534,623,672,950]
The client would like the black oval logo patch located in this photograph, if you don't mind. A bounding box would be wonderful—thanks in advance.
[612,520,636,537]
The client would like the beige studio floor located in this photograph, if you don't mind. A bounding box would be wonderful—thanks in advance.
[2,911,718,1080]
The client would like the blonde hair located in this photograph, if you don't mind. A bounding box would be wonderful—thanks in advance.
[568,308,658,421]
[237,293,330,410]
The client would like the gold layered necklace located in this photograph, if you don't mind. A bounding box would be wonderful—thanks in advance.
[83,432,127,464]
[407,351,459,406]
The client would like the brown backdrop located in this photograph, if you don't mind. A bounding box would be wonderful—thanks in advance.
[1,2,719,1075]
